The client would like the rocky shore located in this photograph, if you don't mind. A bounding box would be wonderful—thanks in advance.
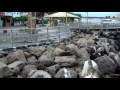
[0,30,120,78]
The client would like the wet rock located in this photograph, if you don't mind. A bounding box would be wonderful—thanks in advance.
[47,64,61,77]
[27,56,37,63]
[8,61,25,70]
[28,46,46,57]
[28,70,51,78]
[0,58,8,64]
[6,50,27,64]
[0,62,13,78]
[55,56,77,67]
[76,48,90,61]
[94,55,117,74]
[38,50,55,66]
[55,68,77,78]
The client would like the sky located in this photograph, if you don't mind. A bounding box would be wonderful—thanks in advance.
[73,12,119,17]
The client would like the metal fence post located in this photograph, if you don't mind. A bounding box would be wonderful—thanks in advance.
[47,28,49,42]
[11,30,13,48]
[58,27,60,43]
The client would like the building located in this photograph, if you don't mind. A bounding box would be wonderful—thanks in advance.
[81,17,104,24]
[12,12,28,18]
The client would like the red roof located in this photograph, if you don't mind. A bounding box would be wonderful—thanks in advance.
[0,12,5,16]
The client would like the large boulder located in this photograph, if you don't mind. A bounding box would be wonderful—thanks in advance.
[8,61,25,70]
[54,48,65,56]
[6,50,27,64]
[80,60,99,78]
[24,52,31,58]
[55,68,77,78]
[55,56,77,67]
[0,58,8,64]
[28,70,51,78]
[77,38,94,47]
[0,62,13,78]
[47,64,61,77]
[27,56,37,63]
[109,52,120,71]
[38,50,55,66]
[28,46,46,57]
[94,55,117,74]
[22,65,37,77]
[66,44,79,51]
[76,48,90,60]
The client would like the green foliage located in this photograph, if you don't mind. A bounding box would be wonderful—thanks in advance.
[43,19,49,24]
[13,16,28,22]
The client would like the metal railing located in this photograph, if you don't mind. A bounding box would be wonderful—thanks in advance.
[0,25,71,49]
[70,22,120,29]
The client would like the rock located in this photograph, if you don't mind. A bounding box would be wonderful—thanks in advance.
[24,52,31,58]
[102,43,110,54]
[77,38,94,47]
[109,45,117,53]
[6,50,27,64]
[28,70,51,78]
[55,68,77,78]
[55,56,77,67]
[54,48,65,56]
[27,56,37,63]
[86,46,96,54]
[38,50,55,66]
[13,67,20,75]
[76,48,90,60]
[0,62,13,78]
[22,65,37,75]
[57,43,66,50]
[46,46,55,51]
[47,64,61,77]
[94,55,117,74]
[109,52,120,72]
[28,46,46,57]
[8,61,25,70]
[21,71,28,78]
[80,60,99,78]
[66,44,78,51]
[118,52,120,58]
[0,58,8,64]
[17,75,23,78]
[96,46,104,53]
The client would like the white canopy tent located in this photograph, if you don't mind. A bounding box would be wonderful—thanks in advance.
[44,12,80,25]
[44,12,80,18]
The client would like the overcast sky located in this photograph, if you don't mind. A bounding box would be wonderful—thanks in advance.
[73,12,119,17]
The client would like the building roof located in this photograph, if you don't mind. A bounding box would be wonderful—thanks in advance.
[44,12,80,18]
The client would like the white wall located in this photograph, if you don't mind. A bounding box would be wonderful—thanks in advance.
[81,18,103,23]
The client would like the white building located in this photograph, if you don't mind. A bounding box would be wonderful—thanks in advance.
[81,17,104,24]
[5,12,28,18]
